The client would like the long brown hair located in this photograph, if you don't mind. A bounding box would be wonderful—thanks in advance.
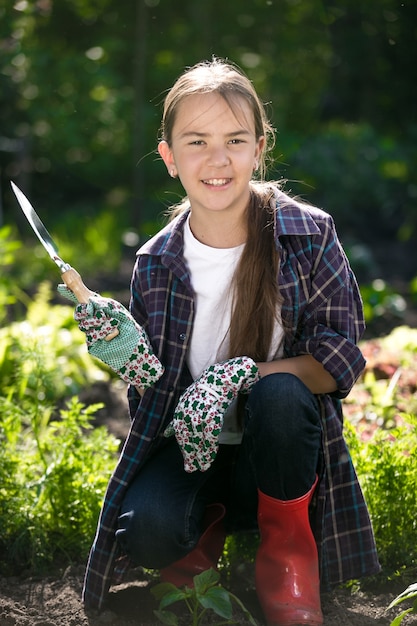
[160,58,282,361]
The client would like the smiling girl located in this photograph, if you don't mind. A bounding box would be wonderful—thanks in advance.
[79,58,380,625]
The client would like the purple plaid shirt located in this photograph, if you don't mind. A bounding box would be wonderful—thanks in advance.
[82,189,380,609]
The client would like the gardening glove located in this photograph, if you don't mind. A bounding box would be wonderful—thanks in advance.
[57,285,164,388]
[164,356,260,473]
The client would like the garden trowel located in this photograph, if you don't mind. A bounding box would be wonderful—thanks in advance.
[10,180,118,339]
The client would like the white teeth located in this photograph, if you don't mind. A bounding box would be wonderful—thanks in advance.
[204,178,229,186]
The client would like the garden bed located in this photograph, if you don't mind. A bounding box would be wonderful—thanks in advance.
[0,564,407,625]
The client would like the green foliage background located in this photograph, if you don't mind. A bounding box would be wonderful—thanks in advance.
[0,0,416,284]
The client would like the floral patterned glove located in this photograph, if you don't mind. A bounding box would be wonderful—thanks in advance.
[58,285,164,388]
[164,357,260,473]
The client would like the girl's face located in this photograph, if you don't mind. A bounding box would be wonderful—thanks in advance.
[158,92,264,220]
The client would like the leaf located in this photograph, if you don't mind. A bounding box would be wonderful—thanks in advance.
[389,607,413,626]
[193,567,220,594]
[388,583,417,608]
[198,586,232,619]
[153,609,179,625]
[151,582,187,605]
[151,582,179,601]
[159,589,190,610]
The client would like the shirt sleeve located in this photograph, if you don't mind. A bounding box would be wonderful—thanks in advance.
[291,215,366,398]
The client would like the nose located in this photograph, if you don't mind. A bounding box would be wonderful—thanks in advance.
[207,145,230,168]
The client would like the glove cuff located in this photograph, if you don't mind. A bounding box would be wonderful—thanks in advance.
[57,284,79,304]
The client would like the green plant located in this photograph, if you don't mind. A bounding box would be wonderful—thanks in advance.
[345,415,417,575]
[151,568,257,626]
[0,283,121,573]
[0,224,25,322]
[0,395,119,573]
[0,282,111,402]
[389,583,417,625]
[343,327,417,577]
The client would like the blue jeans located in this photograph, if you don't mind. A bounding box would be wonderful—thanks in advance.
[116,373,322,568]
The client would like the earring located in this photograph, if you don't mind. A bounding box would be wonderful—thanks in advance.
[170,169,176,178]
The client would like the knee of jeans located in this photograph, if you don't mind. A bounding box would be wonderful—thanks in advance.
[248,372,310,411]
[116,507,171,566]
[246,373,319,437]
[116,505,195,568]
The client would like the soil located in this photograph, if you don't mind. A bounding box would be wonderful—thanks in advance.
[0,562,413,626]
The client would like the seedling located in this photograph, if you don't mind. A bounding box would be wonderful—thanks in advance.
[151,568,257,625]
[389,583,417,625]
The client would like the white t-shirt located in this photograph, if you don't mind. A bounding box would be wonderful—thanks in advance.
[183,215,284,444]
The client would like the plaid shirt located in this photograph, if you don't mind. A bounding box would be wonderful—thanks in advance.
[82,190,380,609]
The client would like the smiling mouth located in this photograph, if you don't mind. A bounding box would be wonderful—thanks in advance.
[202,178,231,186]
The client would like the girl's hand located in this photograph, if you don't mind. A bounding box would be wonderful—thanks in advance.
[58,285,164,389]
[164,356,260,473]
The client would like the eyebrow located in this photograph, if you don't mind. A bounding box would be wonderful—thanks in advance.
[178,130,252,139]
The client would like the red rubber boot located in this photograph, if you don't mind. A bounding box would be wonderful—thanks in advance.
[255,477,323,626]
[160,503,226,587]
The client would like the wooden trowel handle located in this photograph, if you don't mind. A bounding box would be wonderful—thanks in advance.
[61,267,119,341]
[62,267,96,304]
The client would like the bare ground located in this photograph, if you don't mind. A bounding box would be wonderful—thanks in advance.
[0,563,413,626]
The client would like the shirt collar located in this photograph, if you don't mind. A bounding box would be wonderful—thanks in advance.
[137,211,188,254]
[138,188,322,259]
[273,189,322,240]
[137,210,190,282]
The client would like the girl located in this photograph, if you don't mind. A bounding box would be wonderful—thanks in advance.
[72,59,380,625]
